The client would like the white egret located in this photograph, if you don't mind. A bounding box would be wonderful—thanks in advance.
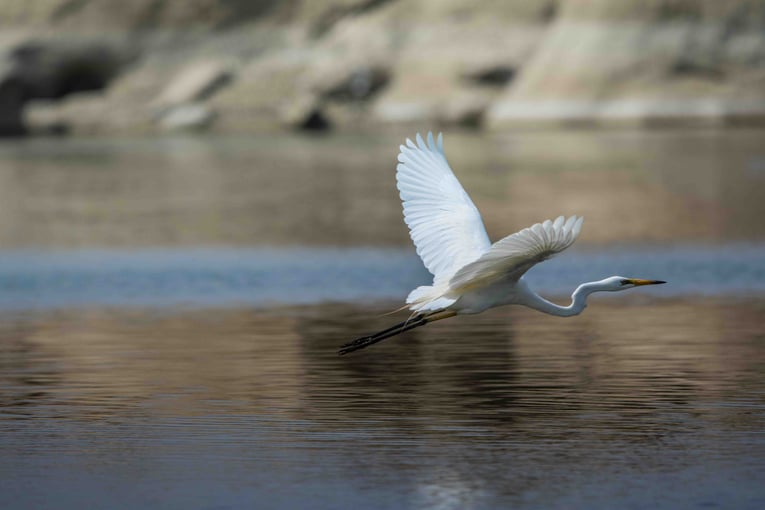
[339,133,665,355]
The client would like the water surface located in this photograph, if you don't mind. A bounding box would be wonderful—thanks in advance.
[1,130,764,509]
[1,300,763,509]
[1,129,764,248]
[0,243,763,311]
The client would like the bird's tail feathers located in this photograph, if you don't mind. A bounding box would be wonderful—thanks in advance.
[406,284,456,312]
[378,303,412,317]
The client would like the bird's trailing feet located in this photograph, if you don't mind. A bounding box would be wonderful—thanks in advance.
[339,310,456,355]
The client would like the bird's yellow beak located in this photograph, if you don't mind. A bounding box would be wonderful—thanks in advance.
[627,279,666,286]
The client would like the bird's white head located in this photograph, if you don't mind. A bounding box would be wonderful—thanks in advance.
[597,276,667,292]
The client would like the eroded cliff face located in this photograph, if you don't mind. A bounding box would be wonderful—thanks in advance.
[488,0,765,127]
[2,0,764,135]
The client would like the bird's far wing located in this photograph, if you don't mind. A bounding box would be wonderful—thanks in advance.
[448,216,584,292]
[397,132,491,282]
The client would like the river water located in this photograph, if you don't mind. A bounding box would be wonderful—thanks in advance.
[0,130,764,509]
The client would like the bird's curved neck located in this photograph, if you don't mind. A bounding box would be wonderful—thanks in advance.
[521,281,604,317]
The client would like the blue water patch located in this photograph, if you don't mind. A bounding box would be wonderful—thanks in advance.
[525,243,765,297]
[1,244,763,312]
[0,248,425,312]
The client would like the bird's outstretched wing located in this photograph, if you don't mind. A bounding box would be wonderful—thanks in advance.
[449,216,584,292]
[397,132,491,283]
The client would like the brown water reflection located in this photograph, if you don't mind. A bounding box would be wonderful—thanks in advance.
[1,130,764,248]
[2,299,763,430]
[1,299,764,508]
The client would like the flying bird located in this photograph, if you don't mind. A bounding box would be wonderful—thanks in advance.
[339,133,664,355]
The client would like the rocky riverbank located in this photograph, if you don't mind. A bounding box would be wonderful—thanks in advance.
[2,0,765,136]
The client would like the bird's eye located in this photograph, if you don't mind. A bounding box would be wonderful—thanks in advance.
[619,279,630,286]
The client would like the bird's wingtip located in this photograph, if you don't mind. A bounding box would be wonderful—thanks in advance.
[404,131,445,153]
[572,216,584,237]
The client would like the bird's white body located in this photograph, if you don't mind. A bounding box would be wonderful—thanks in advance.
[450,277,548,315]
[339,132,664,354]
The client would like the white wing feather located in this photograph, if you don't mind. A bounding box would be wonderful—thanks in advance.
[396,132,491,283]
[449,215,584,292]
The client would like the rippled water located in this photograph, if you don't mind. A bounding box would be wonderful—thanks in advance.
[2,301,764,509]
[0,244,763,311]
[1,131,764,509]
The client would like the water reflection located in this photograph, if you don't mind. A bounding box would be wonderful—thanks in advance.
[1,299,763,508]
[1,128,765,508]
[299,306,702,441]
[303,311,521,423]
[1,299,762,432]
[0,130,764,248]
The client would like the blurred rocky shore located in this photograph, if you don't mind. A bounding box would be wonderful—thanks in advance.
[2,0,765,136]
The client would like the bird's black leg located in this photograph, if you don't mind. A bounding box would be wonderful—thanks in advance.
[338,310,456,355]
[338,314,426,355]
